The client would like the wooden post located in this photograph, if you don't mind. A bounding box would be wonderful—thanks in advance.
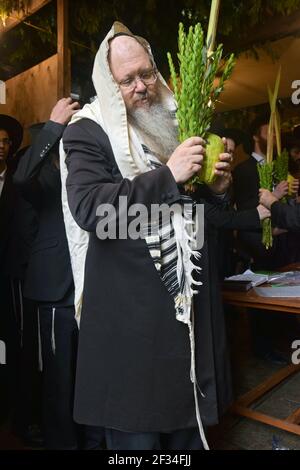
[0,80,6,104]
[57,0,71,99]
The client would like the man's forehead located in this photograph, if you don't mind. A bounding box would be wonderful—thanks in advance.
[0,129,9,136]
[109,35,149,63]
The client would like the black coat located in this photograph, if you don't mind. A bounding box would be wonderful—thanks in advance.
[13,121,74,304]
[0,153,38,282]
[63,118,262,432]
[233,156,260,211]
[203,196,260,231]
[0,171,15,273]
[233,155,289,270]
[5,150,38,281]
[205,193,263,278]
[271,200,300,231]
[6,197,37,281]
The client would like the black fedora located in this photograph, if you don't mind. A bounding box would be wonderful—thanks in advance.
[210,123,247,147]
[0,114,23,154]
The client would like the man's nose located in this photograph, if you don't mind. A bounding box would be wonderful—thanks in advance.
[135,78,147,92]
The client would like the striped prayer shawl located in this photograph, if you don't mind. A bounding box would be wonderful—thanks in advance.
[141,144,202,321]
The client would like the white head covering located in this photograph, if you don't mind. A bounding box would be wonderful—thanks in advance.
[71,21,175,178]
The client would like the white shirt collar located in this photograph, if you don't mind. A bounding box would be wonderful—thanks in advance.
[0,167,7,181]
[251,152,265,164]
[0,166,7,199]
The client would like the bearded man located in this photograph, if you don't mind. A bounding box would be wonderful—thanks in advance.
[61,22,238,451]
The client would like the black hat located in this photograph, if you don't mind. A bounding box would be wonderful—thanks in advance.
[0,114,23,154]
[210,123,247,147]
[223,128,247,147]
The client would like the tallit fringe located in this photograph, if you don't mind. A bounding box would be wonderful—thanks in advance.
[51,308,56,355]
[18,281,24,349]
[189,318,209,450]
[174,297,209,450]
[37,308,43,372]
[184,218,203,297]
[176,209,209,450]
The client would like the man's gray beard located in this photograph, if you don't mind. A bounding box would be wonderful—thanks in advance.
[128,103,179,163]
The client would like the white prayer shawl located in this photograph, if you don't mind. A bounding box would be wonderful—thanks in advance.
[60,21,209,449]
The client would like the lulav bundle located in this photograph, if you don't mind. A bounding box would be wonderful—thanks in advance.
[257,163,274,249]
[271,75,290,202]
[167,22,235,188]
[168,23,204,143]
[274,149,289,184]
[257,68,280,249]
[272,79,297,200]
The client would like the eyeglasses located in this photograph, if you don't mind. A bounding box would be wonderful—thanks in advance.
[0,138,11,146]
[119,68,158,91]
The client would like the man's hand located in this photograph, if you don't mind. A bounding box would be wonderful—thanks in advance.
[259,188,278,209]
[50,97,80,125]
[272,227,288,236]
[256,204,271,221]
[272,181,288,200]
[167,136,205,184]
[207,138,232,194]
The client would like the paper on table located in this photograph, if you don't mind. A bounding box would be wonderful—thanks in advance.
[254,286,300,298]
[225,269,268,287]
[267,271,300,286]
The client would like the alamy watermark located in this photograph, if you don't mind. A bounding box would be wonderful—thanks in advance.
[291,80,300,105]
[291,340,300,365]
[95,197,205,250]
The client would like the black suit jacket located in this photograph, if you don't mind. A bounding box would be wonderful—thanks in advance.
[271,200,300,231]
[203,191,261,278]
[4,150,38,281]
[14,121,74,303]
[0,171,15,276]
[233,156,260,210]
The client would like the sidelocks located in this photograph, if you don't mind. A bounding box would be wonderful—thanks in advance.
[258,68,296,249]
[167,0,235,192]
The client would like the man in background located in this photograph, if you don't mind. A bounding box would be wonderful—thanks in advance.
[0,114,23,423]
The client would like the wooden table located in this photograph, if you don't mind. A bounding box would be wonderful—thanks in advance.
[223,272,300,436]
[223,288,300,315]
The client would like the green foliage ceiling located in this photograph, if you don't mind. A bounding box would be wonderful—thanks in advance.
[1,0,300,98]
